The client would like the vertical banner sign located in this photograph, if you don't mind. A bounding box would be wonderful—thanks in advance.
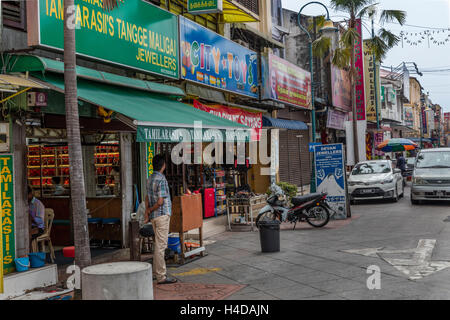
[365,133,373,160]
[146,142,155,178]
[314,144,347,220]
[330,65,352,111]
[363,40,381,122]
[179,16,258,98]
[31,0,179,79]
[374,132,385,157]
[0,155,14,274]
[354,19,366,120]
[0,171,3,293]
[404,106,414,127]
[422,106,428,134]
[188,0,223,14]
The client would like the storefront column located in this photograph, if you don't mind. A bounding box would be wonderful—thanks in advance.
[12,123,28,257]
[120,133,133,248]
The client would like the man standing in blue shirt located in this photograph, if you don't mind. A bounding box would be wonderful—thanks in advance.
[144,155,177,284]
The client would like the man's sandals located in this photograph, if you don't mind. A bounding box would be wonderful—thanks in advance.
[157,276,177,284]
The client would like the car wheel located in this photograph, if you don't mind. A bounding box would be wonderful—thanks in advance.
[410,194,420,205]
[392,187,399,202]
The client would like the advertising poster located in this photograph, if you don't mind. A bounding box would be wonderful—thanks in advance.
[314,144,347,220]
[266,53,311,109]
[374,132,385,157]
[354,19,366,121]
[0,155,15,274]
[326,109,347,130]
[192,100,262,141]
[179,16,258,98]
[363,40,381,122]
[404,106,414,127]
[30,0,179,79]
[331,65,352,111]
[366,132,373,160]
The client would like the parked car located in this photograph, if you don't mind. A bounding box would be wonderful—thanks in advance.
[411,148,450,204]
[348,160,404,204]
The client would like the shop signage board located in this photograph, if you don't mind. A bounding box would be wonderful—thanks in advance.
[404,106,414,127]
[188,0,223,14]
[137,126,249,143]
[374,132,384,156]
[0,155,15,274]
[179,16,258,98]
[29,0,179,79]
[354,19,366,120]
[146,142,155,178]
[444,112,450,133]
[192,100,262,141]
[308,142,321,152]
[422,106,428,134]
[330,65,352,112]
[326,109,347,130]
[363,40,381,123]
[264,53,312,109]
[313,144,347,219]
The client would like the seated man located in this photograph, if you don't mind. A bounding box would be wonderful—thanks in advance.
[52,176,66,196]
[28,186,45,246]
[136,201,154,245]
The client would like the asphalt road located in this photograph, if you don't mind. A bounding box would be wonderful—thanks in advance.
[168,183,450,300]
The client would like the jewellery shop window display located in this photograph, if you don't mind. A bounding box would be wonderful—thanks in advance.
[26,137,121,198]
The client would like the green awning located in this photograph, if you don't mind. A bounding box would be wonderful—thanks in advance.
[32,72,249,142]
[2,55,185,97]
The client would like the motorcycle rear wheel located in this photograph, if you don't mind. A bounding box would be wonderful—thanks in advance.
[255,211,278,228]
[305,205,330,228]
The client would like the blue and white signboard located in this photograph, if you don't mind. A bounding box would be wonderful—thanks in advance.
[313,143,347,219]
[309,142,321,152]
[179,16,258,98]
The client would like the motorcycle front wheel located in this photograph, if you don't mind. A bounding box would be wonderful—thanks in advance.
[255,211,278,228]
[305,205,330,228]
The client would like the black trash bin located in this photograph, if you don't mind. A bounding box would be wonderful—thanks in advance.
[258,220,281,252]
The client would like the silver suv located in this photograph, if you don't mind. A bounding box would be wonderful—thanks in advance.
[411,148,450,204]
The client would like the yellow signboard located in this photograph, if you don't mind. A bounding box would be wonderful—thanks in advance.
[0,155,14,275]
[363,40,381,123]
[0,162,3,293]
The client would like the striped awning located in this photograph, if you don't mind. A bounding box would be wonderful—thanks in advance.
[262,116,308,130]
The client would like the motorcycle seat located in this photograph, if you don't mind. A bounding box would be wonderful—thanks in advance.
[291,193,324,206]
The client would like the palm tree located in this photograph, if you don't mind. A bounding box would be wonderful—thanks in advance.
[64,0,91,269]
[103,0,124,11]
[312,0,406,163]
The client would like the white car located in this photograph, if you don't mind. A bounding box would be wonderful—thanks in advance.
[348,160,404,204]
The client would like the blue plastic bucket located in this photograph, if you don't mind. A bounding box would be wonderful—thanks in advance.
[29,252,46,268]
[14,257,30,272]
[168,235,181,254]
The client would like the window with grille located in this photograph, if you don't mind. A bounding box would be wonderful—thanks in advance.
[235,0,259,15]
[2,0,26,30]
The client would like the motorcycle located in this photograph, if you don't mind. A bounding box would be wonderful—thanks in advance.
[256,184,331,229]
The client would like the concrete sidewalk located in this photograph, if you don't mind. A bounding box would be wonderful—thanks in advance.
[166,190,450,300]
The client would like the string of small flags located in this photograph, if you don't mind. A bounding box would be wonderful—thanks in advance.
[399,29,450,47]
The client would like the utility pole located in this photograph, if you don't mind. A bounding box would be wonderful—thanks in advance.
[371,11,380,130]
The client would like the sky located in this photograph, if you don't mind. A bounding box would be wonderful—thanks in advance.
[282,0,450,113]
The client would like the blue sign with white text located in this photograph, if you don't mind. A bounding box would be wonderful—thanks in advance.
[179,16,258,98]
[309,143,321,152]
[314,143,347,219]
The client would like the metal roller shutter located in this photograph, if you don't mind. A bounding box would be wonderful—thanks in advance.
[279,130,311,187]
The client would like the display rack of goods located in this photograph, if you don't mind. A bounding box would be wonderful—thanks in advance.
[27,145,72,196]
[226,194,267,231]
[94,145,119,188]
[213,169,227,215]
